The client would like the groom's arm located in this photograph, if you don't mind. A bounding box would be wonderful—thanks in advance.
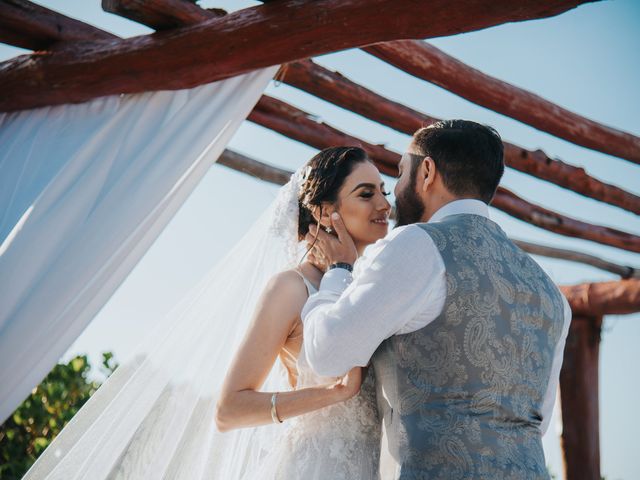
[301,225,446,377]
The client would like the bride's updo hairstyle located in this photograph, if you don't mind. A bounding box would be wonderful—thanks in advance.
[298,146,369,240]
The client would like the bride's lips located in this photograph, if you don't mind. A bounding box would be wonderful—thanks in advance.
[370,217,389,226]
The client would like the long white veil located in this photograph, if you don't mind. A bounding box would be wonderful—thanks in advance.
[23,167,306,479]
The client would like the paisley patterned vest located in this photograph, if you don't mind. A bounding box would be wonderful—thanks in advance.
[371,214,565,480]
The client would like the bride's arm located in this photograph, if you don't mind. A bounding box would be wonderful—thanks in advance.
[215,270,360,432]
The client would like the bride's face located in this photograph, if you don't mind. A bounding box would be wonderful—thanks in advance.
[329,161,391,250]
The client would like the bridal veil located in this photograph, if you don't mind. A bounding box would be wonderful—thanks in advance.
[22,164,306,479]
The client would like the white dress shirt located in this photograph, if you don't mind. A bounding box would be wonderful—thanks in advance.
[301,199,571,435]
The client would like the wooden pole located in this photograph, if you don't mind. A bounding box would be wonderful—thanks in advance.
[364,40,640,166]
[559,315,602,480]
[0,0,594,112]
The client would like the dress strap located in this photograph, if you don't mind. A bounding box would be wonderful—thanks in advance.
[294,268,318,296]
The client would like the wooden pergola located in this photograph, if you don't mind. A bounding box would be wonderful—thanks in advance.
[1,1,638,479]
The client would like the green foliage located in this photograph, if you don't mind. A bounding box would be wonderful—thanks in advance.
[0,352,117,480]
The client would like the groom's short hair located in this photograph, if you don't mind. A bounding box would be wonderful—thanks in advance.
[411,120,504,204]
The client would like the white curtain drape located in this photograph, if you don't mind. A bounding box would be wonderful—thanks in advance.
[0,66,278,423]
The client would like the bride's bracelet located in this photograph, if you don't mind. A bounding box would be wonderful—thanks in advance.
[270,392,283,424]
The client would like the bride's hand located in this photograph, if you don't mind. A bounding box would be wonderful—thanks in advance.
[332,367,363,401]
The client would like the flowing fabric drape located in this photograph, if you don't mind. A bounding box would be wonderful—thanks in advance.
[0,66,278,423]
[20,150,305,480]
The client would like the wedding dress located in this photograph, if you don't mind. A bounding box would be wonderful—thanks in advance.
[246,274,381,480]
[22,166,381,479]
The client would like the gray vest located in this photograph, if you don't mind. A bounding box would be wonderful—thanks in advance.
[371,214,565,479]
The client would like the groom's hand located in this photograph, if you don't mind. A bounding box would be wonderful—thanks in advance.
[306,212,357,266]
[306,244,330,272]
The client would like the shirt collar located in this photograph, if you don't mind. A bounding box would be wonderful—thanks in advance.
[429,199,489,223]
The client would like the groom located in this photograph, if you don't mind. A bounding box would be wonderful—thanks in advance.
[301,120,571,479]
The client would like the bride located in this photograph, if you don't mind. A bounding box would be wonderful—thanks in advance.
[22,146,391,480]
[216,146,391,479]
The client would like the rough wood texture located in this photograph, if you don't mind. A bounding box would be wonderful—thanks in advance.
[250,96,399,176]
[5,1,634,215]
[0,0,593,112]
[559,315,602,480]
[101,0,225,30]
[217,149,291,185]
[364,40,640,166]
[52,0,637,215]
[0,0,116,50]
[250,95,640,253]
[281,59,640,215]
[514,240,639,278]
[493,188,640,253]
[560,279,640,316]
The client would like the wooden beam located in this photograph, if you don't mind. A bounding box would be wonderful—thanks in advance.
[7,1,634,216]
[560,279,640,316]
[0,0,594,112]
[364,40,640,166]
[559,315,601,480]
[250,95,640,253]
[0,0,116,50]
[514,239,639,279]
[86,0,640,217]
[501,143,640,215]
[101,0,225,31]
[281,59,640,215]
[95,1,640,216]
[492,188,639,253]
[217,149,291,185]
[280,59,438,134]
[250,96,399,176]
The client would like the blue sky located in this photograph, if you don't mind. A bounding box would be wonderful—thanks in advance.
[1,1,638,478]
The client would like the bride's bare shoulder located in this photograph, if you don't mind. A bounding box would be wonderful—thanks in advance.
[261,269,309,310]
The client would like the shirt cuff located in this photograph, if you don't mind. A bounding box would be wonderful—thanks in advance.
[319,267,353,294]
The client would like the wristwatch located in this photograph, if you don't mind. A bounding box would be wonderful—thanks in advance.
[328,262,353,273]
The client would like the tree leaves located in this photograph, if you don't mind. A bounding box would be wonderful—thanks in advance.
[0,352,118,480]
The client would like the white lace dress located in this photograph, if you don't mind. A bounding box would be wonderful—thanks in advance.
[246,274,382,480]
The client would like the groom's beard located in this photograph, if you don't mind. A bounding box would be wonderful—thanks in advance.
[394,183,425,227]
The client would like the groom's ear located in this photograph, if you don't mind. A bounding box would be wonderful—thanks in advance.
[420,156,437,193]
